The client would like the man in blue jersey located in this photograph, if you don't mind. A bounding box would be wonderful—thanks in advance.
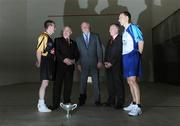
[119,11,144,116]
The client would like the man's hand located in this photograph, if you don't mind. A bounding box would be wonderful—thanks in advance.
[104,62,112,69]
[104,62,109,68]
[63,58,72,65]
[50,48,55,55]
[138,41,144,54]
[35,61,40,68]
[97,62,102,69]
[77,65,82,72]
[70,59,75,64]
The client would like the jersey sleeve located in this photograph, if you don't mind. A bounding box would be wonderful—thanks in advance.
[37,34,48,53]
[131,24,144,43]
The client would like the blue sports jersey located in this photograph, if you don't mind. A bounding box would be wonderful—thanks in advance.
[122,23,144,55]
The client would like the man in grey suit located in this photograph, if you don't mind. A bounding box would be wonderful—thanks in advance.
[76,22,103,106]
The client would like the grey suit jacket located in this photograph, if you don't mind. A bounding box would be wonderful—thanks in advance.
[76,33,103,69]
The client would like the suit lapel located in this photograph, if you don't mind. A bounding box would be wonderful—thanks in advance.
[88,33,93,47]
[80,33,93,49]
[81,34,88,49]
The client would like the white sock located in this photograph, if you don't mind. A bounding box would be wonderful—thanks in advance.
[38,99,45,105]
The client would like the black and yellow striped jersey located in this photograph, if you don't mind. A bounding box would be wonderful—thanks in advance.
[37,32,53,56]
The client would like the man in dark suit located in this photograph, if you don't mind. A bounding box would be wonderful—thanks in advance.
[104,24,124,109]
[51,26,79,110]
[76,22,103,106]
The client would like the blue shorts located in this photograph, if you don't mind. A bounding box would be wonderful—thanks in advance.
[122,50,142,78]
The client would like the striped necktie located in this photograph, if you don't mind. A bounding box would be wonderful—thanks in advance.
[84,34,89,47]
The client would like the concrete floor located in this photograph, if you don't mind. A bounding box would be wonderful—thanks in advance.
[0,82,180,126]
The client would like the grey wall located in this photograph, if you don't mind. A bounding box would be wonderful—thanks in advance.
[152,0,180,84]
[152,0,180,27]
[0,0,28,85]
[2,0,176,86]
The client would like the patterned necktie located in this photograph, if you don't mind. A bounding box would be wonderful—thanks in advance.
[84,34,89,47]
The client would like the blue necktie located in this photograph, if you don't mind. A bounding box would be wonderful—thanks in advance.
[84,34,89,47]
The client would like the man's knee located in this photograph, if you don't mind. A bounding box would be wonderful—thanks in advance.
[127,77,136,86]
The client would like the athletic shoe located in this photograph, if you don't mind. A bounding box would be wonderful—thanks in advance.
[123,103,135,111]
[37,103,52,112]
[128,105,142,116]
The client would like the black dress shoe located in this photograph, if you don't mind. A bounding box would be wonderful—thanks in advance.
[78,94,86,106]
[95,101,102,106]
[78,100,86,107]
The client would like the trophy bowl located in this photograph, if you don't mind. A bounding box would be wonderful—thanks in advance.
[60,103,77,118]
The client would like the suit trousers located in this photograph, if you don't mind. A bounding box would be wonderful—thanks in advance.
[53,64,74,106]
[106,67,124,105]
[80,66,100,102]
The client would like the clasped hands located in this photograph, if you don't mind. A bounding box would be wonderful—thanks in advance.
[63,58,75,66]
[104,62,112,69]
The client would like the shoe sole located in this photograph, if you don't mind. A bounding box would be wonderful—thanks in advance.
[128,111,142,116]
[38,107,52,113]
[38,110,51,113]
[123,108,133,112]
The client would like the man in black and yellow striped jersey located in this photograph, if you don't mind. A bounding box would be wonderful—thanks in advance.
[36,20,55,112]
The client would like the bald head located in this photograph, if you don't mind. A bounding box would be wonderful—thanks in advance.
[63,26,72,38]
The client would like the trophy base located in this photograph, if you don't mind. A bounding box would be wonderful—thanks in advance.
[66,114,71,119]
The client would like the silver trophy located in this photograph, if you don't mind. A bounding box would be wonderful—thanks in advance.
[60,103,77,118]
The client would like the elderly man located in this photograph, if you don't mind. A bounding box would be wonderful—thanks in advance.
[76,22,103,106]
[50,26,79,110]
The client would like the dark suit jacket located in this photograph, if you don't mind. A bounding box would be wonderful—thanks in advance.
[55,37,79,70]
[105,34,123,73]
[76,33,103,69]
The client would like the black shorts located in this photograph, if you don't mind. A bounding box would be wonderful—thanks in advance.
[40,55,55,81]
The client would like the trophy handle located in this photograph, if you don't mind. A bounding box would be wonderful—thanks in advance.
[71,104,77,110]
[60,103,64,108]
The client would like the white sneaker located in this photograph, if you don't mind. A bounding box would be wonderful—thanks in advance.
[37,103,52,113]
[123,103,135,112]
[128,105,142,116]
